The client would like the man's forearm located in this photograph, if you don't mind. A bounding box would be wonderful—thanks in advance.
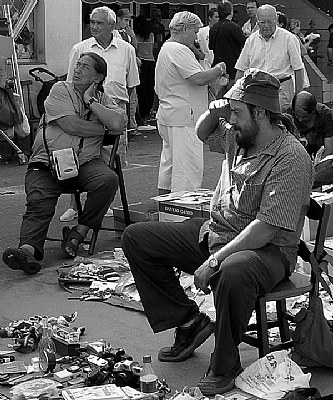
[213,219,280,266]
[294,69,303,94]
[56,116,105,137]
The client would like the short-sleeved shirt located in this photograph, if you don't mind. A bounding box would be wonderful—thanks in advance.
[292,103,333,157]
[30,81,126,166]
[235,26,304,80]
[155,41,208,126]
[67,36,140,103]
[199,122,314,271]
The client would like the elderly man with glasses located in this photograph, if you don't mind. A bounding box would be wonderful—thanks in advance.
[235,4,304,111]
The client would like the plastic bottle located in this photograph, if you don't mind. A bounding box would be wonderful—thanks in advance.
[38,316,56,372]
[140,355,158,395]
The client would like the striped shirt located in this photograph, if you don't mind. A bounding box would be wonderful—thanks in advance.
[199,121,314,270]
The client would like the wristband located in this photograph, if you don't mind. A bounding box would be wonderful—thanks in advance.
[87,97,97,108]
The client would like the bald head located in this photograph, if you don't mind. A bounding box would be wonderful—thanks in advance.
[294,91,317,113]
[257,4,277,19]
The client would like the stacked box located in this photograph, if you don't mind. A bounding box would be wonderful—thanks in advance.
[113,200,159,231]
[152,190,213,222]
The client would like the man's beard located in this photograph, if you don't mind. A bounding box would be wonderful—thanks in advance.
[234,118,259,150]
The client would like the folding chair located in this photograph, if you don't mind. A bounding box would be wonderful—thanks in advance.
[242,198,332,357]
[46,134,131,255]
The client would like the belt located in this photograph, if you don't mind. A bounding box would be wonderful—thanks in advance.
[28,162,50,172]
[279,75,292,83]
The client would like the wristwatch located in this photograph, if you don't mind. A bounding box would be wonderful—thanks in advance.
[208,254,219,269]
[87,97,97,108]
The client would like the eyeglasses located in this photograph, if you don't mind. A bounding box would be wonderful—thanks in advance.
[257,19,276,26]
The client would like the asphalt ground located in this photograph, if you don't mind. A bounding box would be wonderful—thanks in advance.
[0,129,332,396]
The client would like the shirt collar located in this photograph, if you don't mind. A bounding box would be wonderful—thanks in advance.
[91,35,118,51]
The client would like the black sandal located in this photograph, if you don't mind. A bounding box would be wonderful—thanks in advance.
[61,226,85,258]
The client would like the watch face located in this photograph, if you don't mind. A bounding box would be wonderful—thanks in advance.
[209,256,218,269]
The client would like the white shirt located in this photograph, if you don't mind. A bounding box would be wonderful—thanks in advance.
[242,19,259,38]
[235,26,304,80]
[155,42,208,127]
[197,25,214,69]
[68,36,140,103]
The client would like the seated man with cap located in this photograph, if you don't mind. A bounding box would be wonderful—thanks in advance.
[121,68,314,395]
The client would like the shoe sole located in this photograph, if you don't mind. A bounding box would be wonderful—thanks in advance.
[158,321,214,362]
[3,248,24,270]
[2,248,41,275]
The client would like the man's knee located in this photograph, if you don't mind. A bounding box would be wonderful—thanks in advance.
[215,251,255,288]
[121,222,144,253]
[94,170,119,192]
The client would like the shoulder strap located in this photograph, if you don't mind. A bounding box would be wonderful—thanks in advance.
[42,114,53,169]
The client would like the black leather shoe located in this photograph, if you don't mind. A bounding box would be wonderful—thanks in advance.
[198,371,235,396]
[3,247,41,275]
[158,312,214,362]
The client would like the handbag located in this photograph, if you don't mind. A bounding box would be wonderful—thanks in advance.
[42,114,83,180]
[291,252,333,368]
[292,294,333,368]
[0,85,23,128]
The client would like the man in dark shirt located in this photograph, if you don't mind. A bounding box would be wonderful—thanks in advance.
[209,1,246,98]
[149,8,166,60]
[289,90,333,187]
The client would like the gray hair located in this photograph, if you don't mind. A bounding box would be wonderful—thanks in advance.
[257,4,277,19]
[90,6,116,24]
[169,11,203,33]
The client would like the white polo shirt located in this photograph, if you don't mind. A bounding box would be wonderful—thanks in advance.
[68,36,140,103]
[235,26,304,80]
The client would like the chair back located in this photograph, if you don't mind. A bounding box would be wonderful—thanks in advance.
[304,200,332,296]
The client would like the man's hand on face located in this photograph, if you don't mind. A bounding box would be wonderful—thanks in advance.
[194,259,216,294]
[125,26,136,39]
[83,83,97,104]
[209,99,231,122]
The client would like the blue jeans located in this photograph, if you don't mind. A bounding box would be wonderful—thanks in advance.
[121,218,289,376]
[20,159,118,260]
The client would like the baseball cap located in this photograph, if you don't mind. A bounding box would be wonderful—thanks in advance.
[117,8,133,19]
[224,68,281,113]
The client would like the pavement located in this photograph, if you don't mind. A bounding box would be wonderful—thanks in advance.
[0,129,332,397]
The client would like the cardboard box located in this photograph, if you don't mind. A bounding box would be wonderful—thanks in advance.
[152,190,212,222]
[113,200,158,230]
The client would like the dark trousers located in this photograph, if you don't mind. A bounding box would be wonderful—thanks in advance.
[20,159,118,260]
[136,60,155,118]
[121,218,288,375]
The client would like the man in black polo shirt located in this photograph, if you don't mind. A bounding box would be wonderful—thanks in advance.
[209,1,245,98]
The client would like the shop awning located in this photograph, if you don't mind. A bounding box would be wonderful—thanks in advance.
[81,0,287,5]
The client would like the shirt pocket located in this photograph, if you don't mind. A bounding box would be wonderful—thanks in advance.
[234,182,264,217]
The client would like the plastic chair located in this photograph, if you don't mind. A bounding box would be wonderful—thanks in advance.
[46,134,131,255]
[242,199,332,357]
